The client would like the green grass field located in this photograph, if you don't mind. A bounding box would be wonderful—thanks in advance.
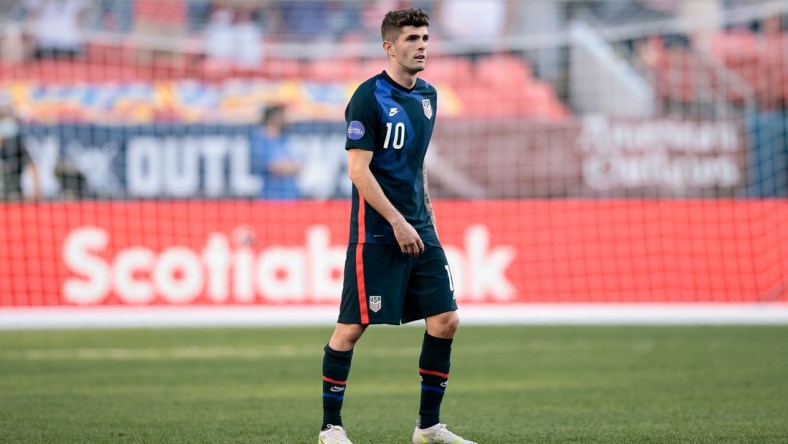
[1,325,787,443]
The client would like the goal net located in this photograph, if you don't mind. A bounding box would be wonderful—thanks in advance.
[0,0,786,314]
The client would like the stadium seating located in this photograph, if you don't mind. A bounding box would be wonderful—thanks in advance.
[474,53,532,88]
[304,57,364,83]
[454,54,567,120]
[709,30,788,108]
[419,56,474,88]
[646,39,749,109]
[0,51,570,120]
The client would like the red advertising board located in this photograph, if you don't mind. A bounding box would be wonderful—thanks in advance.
[1,200,786,307]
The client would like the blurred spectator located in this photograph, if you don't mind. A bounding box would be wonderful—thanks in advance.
[747,109,788,197]
[678,0,722,53]
[250,104,302,199]
[1,0,28,61]
[277,0,344,42]
[359,0,403,39]
[132,0,187,62]
[0,97,40,201]
[203,7,263,69]
[25,0,87,59]
[438,0,509,48]
[186,0,212,32]
[0,0,27,18]
[96,0,134,33]
[0,18,26,62]
[204,8,236,61]
[233,8,263,68]
[512,1,563,81]
[747,12,788,197]
[54,158,90,200]
[325,1,361,39]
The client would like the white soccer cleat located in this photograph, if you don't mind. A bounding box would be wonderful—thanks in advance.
[412,423,478,444]
[318,424,353,444]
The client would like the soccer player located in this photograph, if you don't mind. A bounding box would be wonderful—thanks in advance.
[318,8,477,444]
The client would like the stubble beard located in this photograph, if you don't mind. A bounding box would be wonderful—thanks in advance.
[407,59,426,75]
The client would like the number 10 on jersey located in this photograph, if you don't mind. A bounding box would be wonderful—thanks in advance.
[383,122,405,149]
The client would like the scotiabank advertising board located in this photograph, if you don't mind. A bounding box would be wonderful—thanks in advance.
[1,200,786,307]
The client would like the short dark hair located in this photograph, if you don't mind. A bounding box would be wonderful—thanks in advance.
[381,8,430,42]
[261,104,285,125]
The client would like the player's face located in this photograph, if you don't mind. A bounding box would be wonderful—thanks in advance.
[390,26,429,74]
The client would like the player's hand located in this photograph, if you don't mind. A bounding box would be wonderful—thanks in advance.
[392,219,424,257]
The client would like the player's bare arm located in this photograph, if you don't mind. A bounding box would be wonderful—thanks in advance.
[347,148,425,256]
[423,163,437,236]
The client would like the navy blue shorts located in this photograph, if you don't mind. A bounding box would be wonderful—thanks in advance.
[338,244,457,325]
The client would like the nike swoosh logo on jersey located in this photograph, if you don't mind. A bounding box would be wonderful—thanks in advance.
[330,386,345,393]
[389,108,399,116]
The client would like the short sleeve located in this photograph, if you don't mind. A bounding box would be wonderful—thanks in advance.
[344,84,379,151]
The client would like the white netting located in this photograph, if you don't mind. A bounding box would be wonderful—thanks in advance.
[0,0,786,308]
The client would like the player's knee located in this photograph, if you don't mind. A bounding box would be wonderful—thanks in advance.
[427,310,459,338]
[444,311,460,336]
[329,323,367,350]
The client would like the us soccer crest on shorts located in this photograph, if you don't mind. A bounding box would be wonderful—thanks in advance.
[369,295,382,312]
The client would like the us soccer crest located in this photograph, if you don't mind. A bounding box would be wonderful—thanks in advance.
[369,295,382,313]
[422,99,433,119]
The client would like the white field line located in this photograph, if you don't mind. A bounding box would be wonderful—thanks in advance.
[0,345,425,362]
[1,304,788,330]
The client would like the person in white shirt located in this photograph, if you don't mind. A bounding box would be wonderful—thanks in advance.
[25,0,86,59]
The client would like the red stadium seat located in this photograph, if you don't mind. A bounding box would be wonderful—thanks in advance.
[474,53,532,88]
[711,31,758,66]
[260,57,305,81]
[422,56,473,88]
[134,0,186,25]
[357,58,386,79]
[453,76,568,120]
[707,30,788,108]
[304,57,363,83]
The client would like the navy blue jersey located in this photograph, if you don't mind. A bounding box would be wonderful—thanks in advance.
[345,71,438,246]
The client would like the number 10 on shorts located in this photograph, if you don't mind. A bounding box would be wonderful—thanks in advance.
[445,264,454,292]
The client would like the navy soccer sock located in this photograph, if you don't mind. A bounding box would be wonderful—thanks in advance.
[322,345,353,431]
[418,332,453,429]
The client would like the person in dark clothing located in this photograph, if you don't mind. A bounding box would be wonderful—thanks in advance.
[0,99,40,201]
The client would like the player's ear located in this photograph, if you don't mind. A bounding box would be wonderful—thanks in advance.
[382,41,394,56]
